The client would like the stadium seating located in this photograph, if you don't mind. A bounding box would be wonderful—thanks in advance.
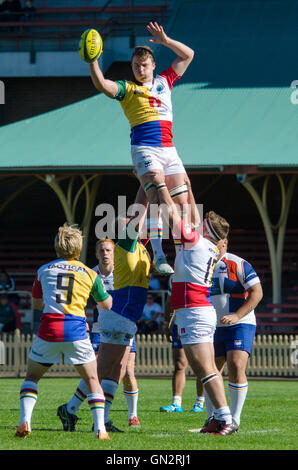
[0,0,171,51]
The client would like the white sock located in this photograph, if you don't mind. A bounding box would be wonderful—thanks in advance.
[203,389,215,419]
[148,217,164,259]
[19,380,38,430]
[123,389,138,420]
[101,379,119,423]
[195,395,205,404]
[214,406,232,425]
[172,395,182,406]
[67,379,88,415]
[87,393,106,435]
[228,382,248,427]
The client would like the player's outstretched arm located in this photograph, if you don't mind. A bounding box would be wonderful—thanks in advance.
[146,22,194,77]
[89,60,118,98]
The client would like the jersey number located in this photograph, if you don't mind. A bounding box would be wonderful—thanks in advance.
[56,273,75,305]
[204,257,216,284]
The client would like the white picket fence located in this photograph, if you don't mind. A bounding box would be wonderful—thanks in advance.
[0,331,297,378]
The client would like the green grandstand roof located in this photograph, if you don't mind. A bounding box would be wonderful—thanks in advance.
[0,84,297,172]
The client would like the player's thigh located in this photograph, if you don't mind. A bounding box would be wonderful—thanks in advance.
[139,170,164,204]
[97,342,129,381]
[183,342,216,379]
[165,173,189,206]
[25,358,51,382]
[215,355,226,375]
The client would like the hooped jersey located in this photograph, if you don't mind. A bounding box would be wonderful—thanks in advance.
[114,66,181,147]
[32,258,109,342]
[210,252,260,327]
[91,265,114,333]
[171,221,219,310]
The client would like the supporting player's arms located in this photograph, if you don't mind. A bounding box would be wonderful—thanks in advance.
[220,282,263,325]
[146,22,194,76]
[97,295,113,311]
[89,61,118,98]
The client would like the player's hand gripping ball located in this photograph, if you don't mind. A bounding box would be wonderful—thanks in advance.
[79,29,103,63]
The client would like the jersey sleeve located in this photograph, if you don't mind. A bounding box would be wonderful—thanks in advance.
[159,66,181,90]
[113,80,127,101]
[32,273,43,299]
[238,260,260,290]
[117,219,139,253]
[90,275,110,303]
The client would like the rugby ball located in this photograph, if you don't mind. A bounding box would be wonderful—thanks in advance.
[79,29,103,63]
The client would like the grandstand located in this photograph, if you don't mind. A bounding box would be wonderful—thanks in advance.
[0,0,298,338]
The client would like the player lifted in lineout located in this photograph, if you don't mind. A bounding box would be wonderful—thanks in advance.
[85,22,196,275]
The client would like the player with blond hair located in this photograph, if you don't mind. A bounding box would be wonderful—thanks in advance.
[86,22,197,275]
[15,224,112,440]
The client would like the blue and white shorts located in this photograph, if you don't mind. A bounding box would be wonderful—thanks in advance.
[214,323,256,357]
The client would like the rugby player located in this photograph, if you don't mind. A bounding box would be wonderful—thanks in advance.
[15,224,112,440]
[87,22,196,275]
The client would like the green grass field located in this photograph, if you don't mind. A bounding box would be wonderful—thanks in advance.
[0,377,297,452]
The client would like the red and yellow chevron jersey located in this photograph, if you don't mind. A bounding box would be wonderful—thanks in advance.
[114,66,181,147]
[32,259,109,342]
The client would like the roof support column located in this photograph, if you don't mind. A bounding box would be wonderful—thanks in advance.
[238,174,297,304]
[36,174,102,263]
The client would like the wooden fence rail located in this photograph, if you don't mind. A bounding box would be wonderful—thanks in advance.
[0,331,298,378]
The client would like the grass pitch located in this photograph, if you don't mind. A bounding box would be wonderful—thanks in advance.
[0,377,297,452]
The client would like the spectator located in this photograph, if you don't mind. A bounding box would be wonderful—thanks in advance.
[149,273,161,291]
[0,0,22,22]
[0,293,17,333]
[0,268,15,292]
[138,293,163,334]
[21,0,35,21]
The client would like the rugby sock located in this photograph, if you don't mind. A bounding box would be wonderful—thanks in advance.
[194,396,205,406]
[203,389,215,419]
[67,379,87,415]
[87,393,106,435]
[214,406,233,425]
[148,217,165,259]
[19,380,38,430]
[123,389,139,420]
[172,395,182,407]
[101,379,119,423]
[228,382,248,427]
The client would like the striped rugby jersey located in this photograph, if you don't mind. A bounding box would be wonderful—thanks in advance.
[32,259,109,342]
[171,221,219,310]
[210,252,260,327]
[114,66,181,147]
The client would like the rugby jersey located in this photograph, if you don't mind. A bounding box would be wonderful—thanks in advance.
[111,221,151,322]
[32,259,109,342]
[114,66,181,147]
[171,221,219,310]
[211,252,260,327]
[91,265,114,333]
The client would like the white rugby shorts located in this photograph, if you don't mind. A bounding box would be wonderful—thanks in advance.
[98,310,137,346]
[132,145,186,177]
[29,336,96,365]
[175,306,217,345]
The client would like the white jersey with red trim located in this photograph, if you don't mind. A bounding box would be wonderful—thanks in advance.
[211,252,260,327]
[170,221,219,310]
